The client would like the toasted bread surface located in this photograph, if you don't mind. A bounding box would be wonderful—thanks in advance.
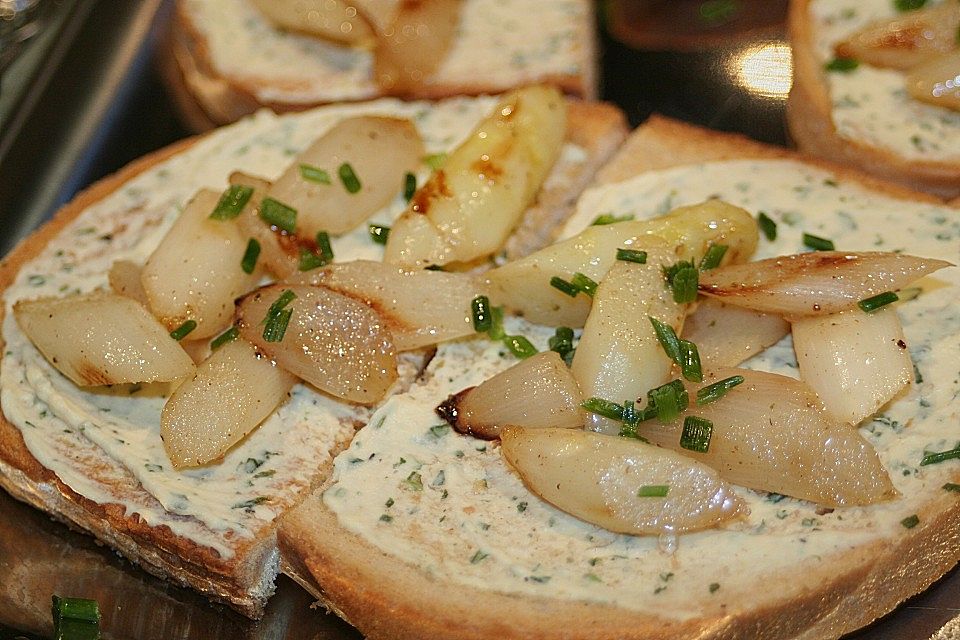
[786,0,960,199]
[165,0,598,131]
[0,97,624,618]
[279,116,960,639]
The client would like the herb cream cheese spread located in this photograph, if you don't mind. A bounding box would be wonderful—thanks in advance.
[0,95,600,558]
[810,0,960,162]
[324,159,959,616]
[184,0,588,104]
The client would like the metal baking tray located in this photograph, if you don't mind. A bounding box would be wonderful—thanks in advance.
[0,1,956,637]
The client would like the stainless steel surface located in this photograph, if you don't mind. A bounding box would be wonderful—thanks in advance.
[0,2,957,638]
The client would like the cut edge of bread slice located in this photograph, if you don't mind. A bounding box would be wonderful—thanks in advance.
[0,98,627,619]
[161,0,599,132]
[277,115,960,640]
[786,0,960,201]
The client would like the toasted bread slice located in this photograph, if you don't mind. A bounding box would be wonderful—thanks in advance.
[0,97,626,617]
[279,116,960,639]
[161,0,598,131]
[787,0,960,200]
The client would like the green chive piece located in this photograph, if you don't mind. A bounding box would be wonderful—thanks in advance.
[369,224,391,245]
[316,231,334,262]
[471,295,492,333]
[649,316,681,362]
[403,172,417,202]
[920,445,960,466]
[299,163,331,185]
[570,272,598,297]
[549,326,575,358]
[858,291,899,313]
[802,232,835,251]
[298,246,327,272]
[696,375,745,405]
[678,339,703,382]
[616,248,647,264]
[263,308,293,342]
[621,399,640,428]
[504,335,538,359]
[900,514,920,529]
[942,483,960,492]
[470,550,489,564]
[209,185,253,220]
[894,0,927,11]
[52,595,101,624]
[591,213,635,226]
[637,485,669,498]
[264,289,297,322]
[758,211,777,241]
[671,266,699,303]
[424,153,447,170]
[338,162,362,193]
[581,397,625,421]
[487,306,505,340]
[241,238,260,274]
[169,320,197,341]
[647,381,686,423]
[680,416,713,453]
[56,618,100,640]
[825,57,859,72]
[211,326,239,350]
[260,197,297,233]
[699,244,728,271]
[550,276,580,297]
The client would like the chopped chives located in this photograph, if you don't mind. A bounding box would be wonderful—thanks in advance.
[55,617,101,640]
[920,445,960,466]
[824,57,859,72]
[487,306,505,340]
[757,211,777,241]
[52,595,101,624]
[298,246,327,271]
[403,172,417,202]
[504,335,537,359]
[548,326,575,358]
[858,291,898,313]
[591,213,634,226]
[169,320,197,341]
[637,485,669,498]
[550,276,580,297]
[943,483,960,492]
[581,397,625,421]
[264,289,296,322]
[621,399,640,428]
[263,308,293,342]
[299,163,331,185]
[616,248,647,264]
[894,0,927,11]
[259,197,297,233]
[570,272,598,297]
[678,339,703,382]
[802,232,834,251]
[647,380,686,423]
[209,184,253,220]
[471,295,492,332]
[649,316,681,362]
[680,416,713,453]
[900,514,919,529]
[316,231,334,262]
[699,244,728,271]
[211,326,239,350]
[241,238,260,274]
[424,153,447,170]
[369,224,391,244]
[671,266,698,303]
[338,162,362,193]
[696,375,745,405]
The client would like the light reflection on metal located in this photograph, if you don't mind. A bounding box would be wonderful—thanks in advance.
[730,42,793,99]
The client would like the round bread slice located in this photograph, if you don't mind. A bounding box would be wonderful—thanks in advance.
[278,116,960,639]
[162,0,599,131]
[787,0,960,200]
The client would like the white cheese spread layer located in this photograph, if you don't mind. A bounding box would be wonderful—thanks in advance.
[809,0,960,162]
[0,96,515,557]
[183,0,588,104]
[324,159,960,617]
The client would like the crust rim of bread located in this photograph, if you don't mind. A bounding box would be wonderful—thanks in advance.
[0,97,628,619]
[164,0,598,131]
[786,0,960,200]
[277,114,960,640]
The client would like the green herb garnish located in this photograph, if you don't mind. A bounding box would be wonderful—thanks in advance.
[169,320,197,341]
[663,260,698,303]
[825,57,859,72]
[894,0,927,11]
[369,225,391,245]
[570,272,598,297]
[338,162,362,193]
[550,276,580,297]
[920,445,960,466]
[758,211,777,241]
[858,291,899,313]
[647,379,688,423]
[471,295,492,333]
[262,309,292,342]
[209,184,253,220]
[259,197,297,233]
[649,316,682,362]
[802,232,835,251]
[504,335,538,359]
[680,416,713,453]
[699,244,728,271]
[901,514,920,529]
[696,375,745,405]
[616,248,647,264]
[591,213,634,226]
[581,397,625,421]
[241,238,260,274]
[678,339,703,382]
[211,326,239,350]
[299,163,331,184]
[637,485,669,498]
[943,483,960,493]
[403,172,417,202]
[549,326,575,360]
[424,153,447,170]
